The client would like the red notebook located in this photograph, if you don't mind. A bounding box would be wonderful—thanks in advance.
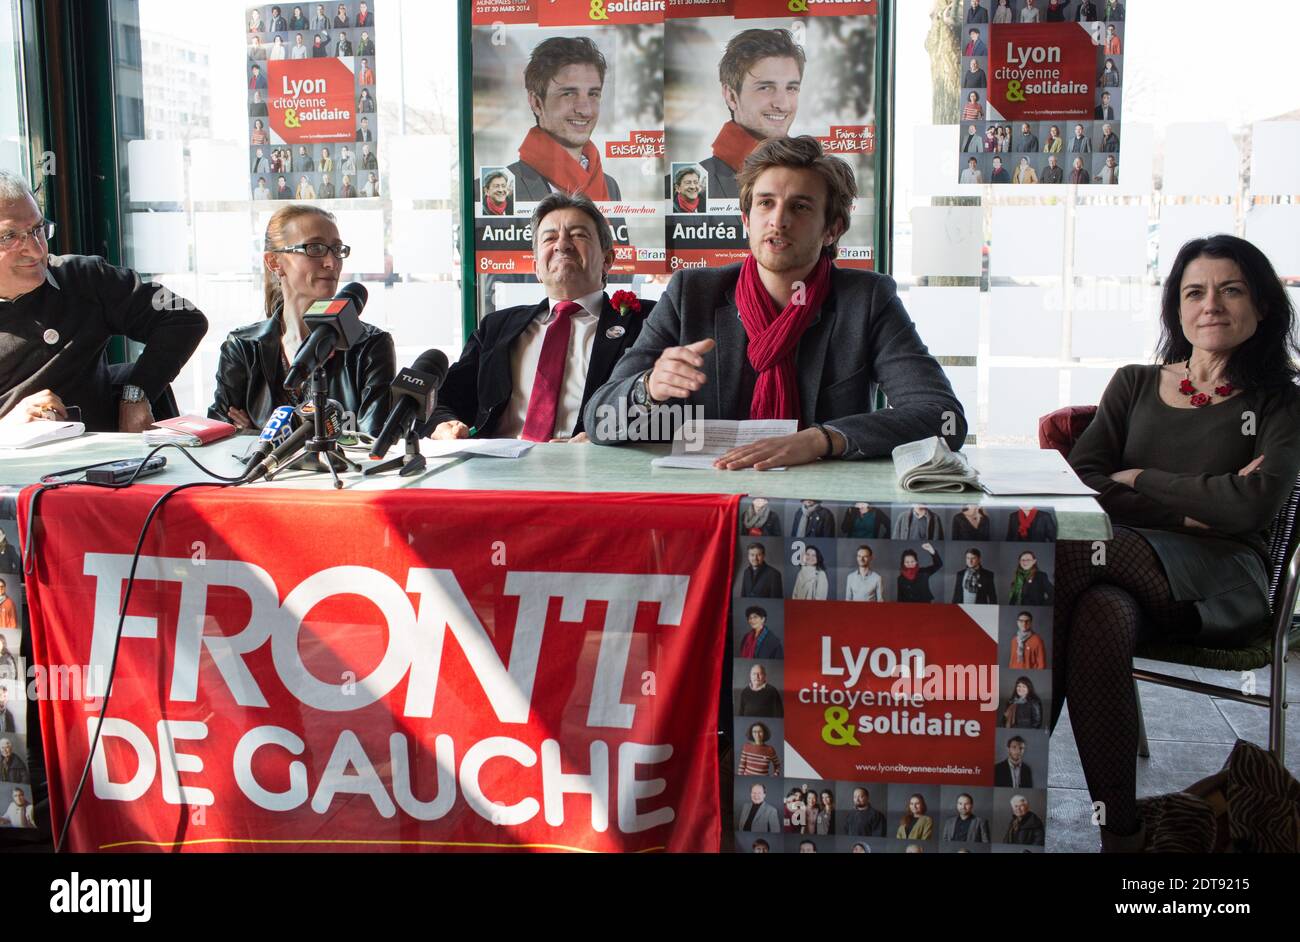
[144,414,238,446]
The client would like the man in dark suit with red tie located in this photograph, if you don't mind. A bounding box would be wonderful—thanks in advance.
[424,192,651,441]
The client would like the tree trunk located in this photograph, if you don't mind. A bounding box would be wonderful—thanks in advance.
[927,0,962,124]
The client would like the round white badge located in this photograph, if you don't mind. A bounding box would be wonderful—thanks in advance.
[605,325,626,340]
[43,328,59,345]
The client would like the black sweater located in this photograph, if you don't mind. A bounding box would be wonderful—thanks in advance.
[0,255,206,430]
[1068,364,1300,563]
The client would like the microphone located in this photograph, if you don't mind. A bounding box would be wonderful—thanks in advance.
[283,282,368,391]
[242,399,344,483]
[241,405,298,467]
[368,349,450,459]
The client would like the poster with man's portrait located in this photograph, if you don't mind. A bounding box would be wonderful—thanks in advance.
[469,2,667,312]
[665,5,878,271]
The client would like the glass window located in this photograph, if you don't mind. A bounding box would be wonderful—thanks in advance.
[110,0,463,418]
[893,1,1300,446]
[0,0,28,177]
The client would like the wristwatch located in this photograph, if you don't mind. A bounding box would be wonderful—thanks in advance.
[120,384,147,404]
[631,370,657,409]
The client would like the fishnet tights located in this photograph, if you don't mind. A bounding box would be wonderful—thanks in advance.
[1053,528,1199,834]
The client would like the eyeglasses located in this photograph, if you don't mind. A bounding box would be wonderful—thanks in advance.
[273,242,351,259]
[0,220,54,251]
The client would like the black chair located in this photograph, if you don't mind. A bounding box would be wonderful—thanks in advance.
[1132,475,1300,765]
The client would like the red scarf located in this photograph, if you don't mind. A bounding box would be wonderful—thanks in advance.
[518,126,610,201]
[485,197,509,215]
[1016,508,1038,539]
[740,629,761,658]
[735,253,833,423]
[676,194,699,213]
[900,567,920,581]
[711,120,761,173]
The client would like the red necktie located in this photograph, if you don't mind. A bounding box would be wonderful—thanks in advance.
[521,300,580,442]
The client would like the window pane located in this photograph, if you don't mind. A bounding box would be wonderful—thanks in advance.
[110,0,462,417]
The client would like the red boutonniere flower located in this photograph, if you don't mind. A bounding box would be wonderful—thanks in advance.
[610,290,642,317]
[1178,378,1196,395]
[1189,392,1211,407]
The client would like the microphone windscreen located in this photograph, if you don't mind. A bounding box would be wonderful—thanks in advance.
[411,349,449,386]
[338,282,368,309]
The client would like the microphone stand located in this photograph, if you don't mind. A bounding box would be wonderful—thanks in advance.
[362,425,427,478]
[267,366,360,489]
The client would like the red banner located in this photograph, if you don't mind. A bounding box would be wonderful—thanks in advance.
[21,486,737,853]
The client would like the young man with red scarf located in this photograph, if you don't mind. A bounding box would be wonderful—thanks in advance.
[506,37,622,203]
[585,136,966,469]
[699,28,804,200]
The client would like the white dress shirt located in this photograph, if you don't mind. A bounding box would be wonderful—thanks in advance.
[496,289,605,440]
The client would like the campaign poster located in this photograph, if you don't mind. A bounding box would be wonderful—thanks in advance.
[247,2,380,201]
[469,0,666,318]
[732,499,1055,853]
[0,495,36,840]
[957,0,1125,186]
[665,1,878,272]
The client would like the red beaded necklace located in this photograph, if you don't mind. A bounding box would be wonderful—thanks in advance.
[1178,360,1234,407]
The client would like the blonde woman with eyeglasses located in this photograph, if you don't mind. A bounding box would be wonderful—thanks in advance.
[208,204,394,436]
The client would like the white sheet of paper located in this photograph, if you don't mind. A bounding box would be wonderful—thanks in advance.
[651,419,798,470]
[990,205,1065,277]
[901,287,979,357]
[391,210,455,275]
[1162,123,1237,196]
[387,136,454,201]
[972,445,1092,496]
[1250,122,1300,196]
[332,210,386,273]
[909,206,983,278]
[418,438,535,459]
[195,213,255,274]
[977,469,1098,496]
[1245,205,1300,280]
[1158,204,1236,278]
[1073,205,1148,277]
[190,140,249,202]
[987,368,1060,439]
[0,420,85,449]
[127,140,185,203]
[127,213,190,273]
[989,287,1062,357]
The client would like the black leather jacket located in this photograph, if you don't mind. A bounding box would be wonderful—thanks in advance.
[208,313,396,437]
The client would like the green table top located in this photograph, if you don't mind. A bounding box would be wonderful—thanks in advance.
[0,435,1110,541]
